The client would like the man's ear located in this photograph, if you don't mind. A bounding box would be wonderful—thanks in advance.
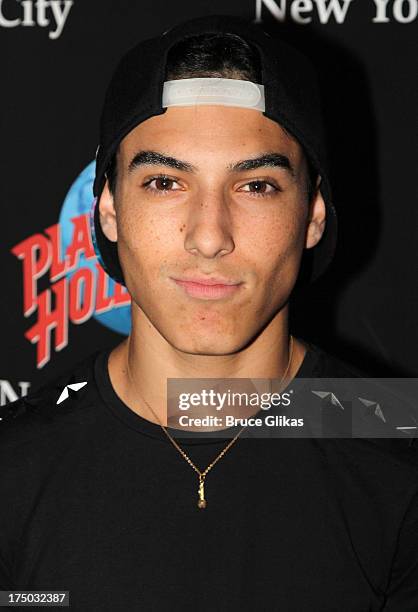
[305,176,326,250]
[98,180,118,243]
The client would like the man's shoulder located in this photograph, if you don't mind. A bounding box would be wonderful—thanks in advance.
[302,339,370,378]
[0,349,106,452]
[301,338,418,456]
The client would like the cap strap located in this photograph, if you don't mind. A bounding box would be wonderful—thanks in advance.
[162,78,265,112]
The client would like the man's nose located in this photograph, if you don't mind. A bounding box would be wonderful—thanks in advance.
[183,188,235,259]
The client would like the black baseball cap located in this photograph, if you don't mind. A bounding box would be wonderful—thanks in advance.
[91,14,337,287]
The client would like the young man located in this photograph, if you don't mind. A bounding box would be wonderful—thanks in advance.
[1,14,417,611]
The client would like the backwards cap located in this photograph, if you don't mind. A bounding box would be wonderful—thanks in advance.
[92,14,337,287]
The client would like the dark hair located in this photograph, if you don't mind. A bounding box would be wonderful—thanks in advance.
[165,32,262,81]
[106,32,317,200]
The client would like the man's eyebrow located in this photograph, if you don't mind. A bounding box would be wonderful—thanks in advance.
[127,150,294,176]
[128,150,197,173]
[228,153,294,176]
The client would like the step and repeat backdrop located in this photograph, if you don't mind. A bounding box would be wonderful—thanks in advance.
[1,0,417,403]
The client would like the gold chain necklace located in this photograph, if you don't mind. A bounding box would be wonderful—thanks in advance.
[138,334,294,509]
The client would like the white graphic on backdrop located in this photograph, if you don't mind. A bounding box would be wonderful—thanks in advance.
[0,379,31,406]
[56,381,87,405]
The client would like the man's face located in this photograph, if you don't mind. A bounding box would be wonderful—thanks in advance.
[99,105,325,355]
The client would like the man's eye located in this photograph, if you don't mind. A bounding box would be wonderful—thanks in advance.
[143,176,181,192]
[239,180,279,195]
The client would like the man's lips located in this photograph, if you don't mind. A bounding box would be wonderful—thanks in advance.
[170,276,243,299]
[171,275,241,286]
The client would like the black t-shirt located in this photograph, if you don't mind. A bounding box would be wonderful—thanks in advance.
[0,340,417,611]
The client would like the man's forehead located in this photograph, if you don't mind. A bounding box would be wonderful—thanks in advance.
[119,106,302,161]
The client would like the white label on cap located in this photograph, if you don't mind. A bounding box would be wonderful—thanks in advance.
[162,78,265,112]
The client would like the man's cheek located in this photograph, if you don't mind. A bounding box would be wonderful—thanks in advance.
[117,240,150,289]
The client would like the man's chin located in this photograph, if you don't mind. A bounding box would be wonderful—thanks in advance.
[167,333,252,357]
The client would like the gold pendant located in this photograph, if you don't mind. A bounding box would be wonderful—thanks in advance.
[197,478,207,509]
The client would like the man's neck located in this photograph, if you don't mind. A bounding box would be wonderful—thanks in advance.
[107,305,307,427]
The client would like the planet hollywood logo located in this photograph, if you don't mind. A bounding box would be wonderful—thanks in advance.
[11,161,131,369]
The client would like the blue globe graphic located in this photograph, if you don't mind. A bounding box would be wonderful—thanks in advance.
[59,161,131,335]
